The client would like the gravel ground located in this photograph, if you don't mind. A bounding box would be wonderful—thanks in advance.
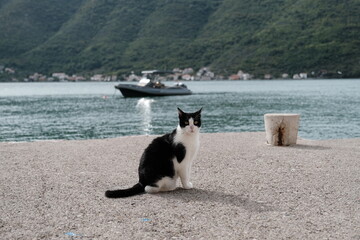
[1,132,359,240]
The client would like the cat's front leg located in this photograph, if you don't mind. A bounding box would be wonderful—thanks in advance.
[179,165,193,189]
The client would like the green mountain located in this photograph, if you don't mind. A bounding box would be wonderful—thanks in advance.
[0,0,359,78]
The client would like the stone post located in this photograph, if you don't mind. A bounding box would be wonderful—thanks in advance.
[264,113,300,146]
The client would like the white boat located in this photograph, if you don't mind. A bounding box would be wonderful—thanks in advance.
[115,70,192,97]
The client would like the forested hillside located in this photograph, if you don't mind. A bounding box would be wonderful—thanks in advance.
[0,0,359,78]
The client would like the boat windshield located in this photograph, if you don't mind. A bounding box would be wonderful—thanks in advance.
[138,78,151,86]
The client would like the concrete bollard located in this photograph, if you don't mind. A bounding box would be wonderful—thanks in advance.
[264,113,300,146]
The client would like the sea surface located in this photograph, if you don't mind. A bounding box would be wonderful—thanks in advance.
[0,79,359,142]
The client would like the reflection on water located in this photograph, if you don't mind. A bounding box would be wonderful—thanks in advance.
[136,98,155,135]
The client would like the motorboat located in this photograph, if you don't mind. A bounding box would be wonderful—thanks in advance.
[115,70,192,97]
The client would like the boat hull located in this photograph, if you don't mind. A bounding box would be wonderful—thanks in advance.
[115,84,192,97]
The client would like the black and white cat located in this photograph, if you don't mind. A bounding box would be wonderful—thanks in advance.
[105,107,202,198]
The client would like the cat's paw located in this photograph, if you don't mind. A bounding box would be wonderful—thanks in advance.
[183,182,193,189]
[145,186,160,193]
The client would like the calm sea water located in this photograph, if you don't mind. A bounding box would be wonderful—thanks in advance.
[0,80,359,142]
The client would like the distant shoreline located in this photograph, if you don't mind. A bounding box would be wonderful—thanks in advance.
[1,77,359,83]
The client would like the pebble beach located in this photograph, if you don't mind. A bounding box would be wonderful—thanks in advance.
[1,132,359,239]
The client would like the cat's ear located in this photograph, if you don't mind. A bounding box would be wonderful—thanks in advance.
[177,107,185,117]
[195,107,202,116]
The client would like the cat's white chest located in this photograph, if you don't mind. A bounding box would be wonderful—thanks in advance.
[174,132,199,162]
[182,137,199,160]
[172,136,198,181]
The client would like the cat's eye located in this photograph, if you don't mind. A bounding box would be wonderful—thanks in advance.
[185,121,189,125]
[194,121,198,124]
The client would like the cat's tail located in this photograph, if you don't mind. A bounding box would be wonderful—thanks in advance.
[105,183,145,198]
